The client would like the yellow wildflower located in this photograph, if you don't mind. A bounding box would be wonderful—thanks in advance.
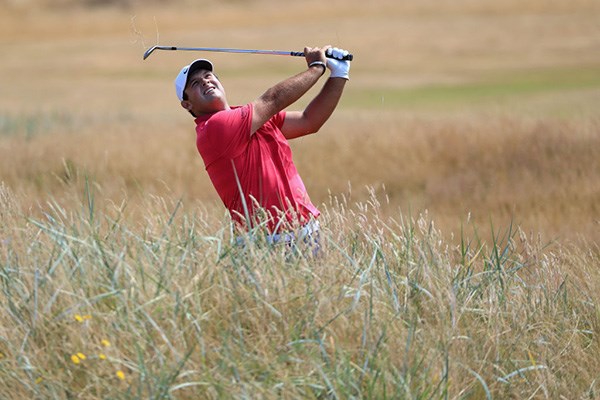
[71,354,81,364]
[74,314,84,323]
[83,315,92,320]
[76,352,86,360]
[98,353,107,360]
[528,349,536,366]
[101,339,111,347]
[116,370,125,381]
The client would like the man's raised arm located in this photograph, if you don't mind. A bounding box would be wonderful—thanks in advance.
[250,46,329,135]
[280,47,350,139]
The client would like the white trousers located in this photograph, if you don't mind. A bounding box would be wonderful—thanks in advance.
[236,220,320,246]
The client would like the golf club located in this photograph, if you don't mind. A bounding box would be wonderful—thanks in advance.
[143,45,353,61]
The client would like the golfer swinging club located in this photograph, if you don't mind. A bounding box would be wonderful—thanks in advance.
[175,45,350,243]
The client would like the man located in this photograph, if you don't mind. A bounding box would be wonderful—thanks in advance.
[175,45,350,240]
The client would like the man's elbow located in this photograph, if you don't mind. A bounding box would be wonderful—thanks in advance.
[300,122,324,136]
[305,125,321,135]
[284,125,320,140]
[301,114,326,135]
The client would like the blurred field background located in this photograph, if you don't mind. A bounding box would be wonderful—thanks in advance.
[1,0,600,243]
[2,1,600,398]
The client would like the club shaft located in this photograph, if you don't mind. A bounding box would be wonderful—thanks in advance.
[144,45,353,61]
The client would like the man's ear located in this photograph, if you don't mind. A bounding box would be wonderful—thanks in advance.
[181,100,192,111]
[181,100,197,117]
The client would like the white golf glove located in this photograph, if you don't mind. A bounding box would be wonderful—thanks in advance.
[326,47,350,80]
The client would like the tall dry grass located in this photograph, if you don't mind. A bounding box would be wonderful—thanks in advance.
[1,114,598,243]
[1,183,599,398]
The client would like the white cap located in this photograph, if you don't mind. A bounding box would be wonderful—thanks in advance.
[174,59,214,101]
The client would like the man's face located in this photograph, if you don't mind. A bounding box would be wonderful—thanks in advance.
[181,69,227,116]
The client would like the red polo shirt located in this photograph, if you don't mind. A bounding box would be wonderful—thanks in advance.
[195,103,320,232]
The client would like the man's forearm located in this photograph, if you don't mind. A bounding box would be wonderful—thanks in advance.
[251,65,325,134]
[301,77,347,132]
[279,76,347,139]
[261,65,325,112]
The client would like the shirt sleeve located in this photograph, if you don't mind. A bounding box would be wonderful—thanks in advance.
[271,110,287,130]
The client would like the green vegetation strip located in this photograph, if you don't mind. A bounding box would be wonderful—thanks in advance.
[347,66,600,110]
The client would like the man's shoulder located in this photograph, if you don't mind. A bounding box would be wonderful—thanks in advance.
[195,104,250,126]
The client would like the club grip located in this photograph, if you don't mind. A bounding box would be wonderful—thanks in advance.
[291,51,353,61]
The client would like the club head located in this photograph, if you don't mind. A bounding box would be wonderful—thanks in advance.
[143,46,158,60]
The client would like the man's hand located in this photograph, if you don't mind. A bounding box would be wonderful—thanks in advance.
[304,46,327,75]
[304,46,327,66]
[326,47,351,80]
